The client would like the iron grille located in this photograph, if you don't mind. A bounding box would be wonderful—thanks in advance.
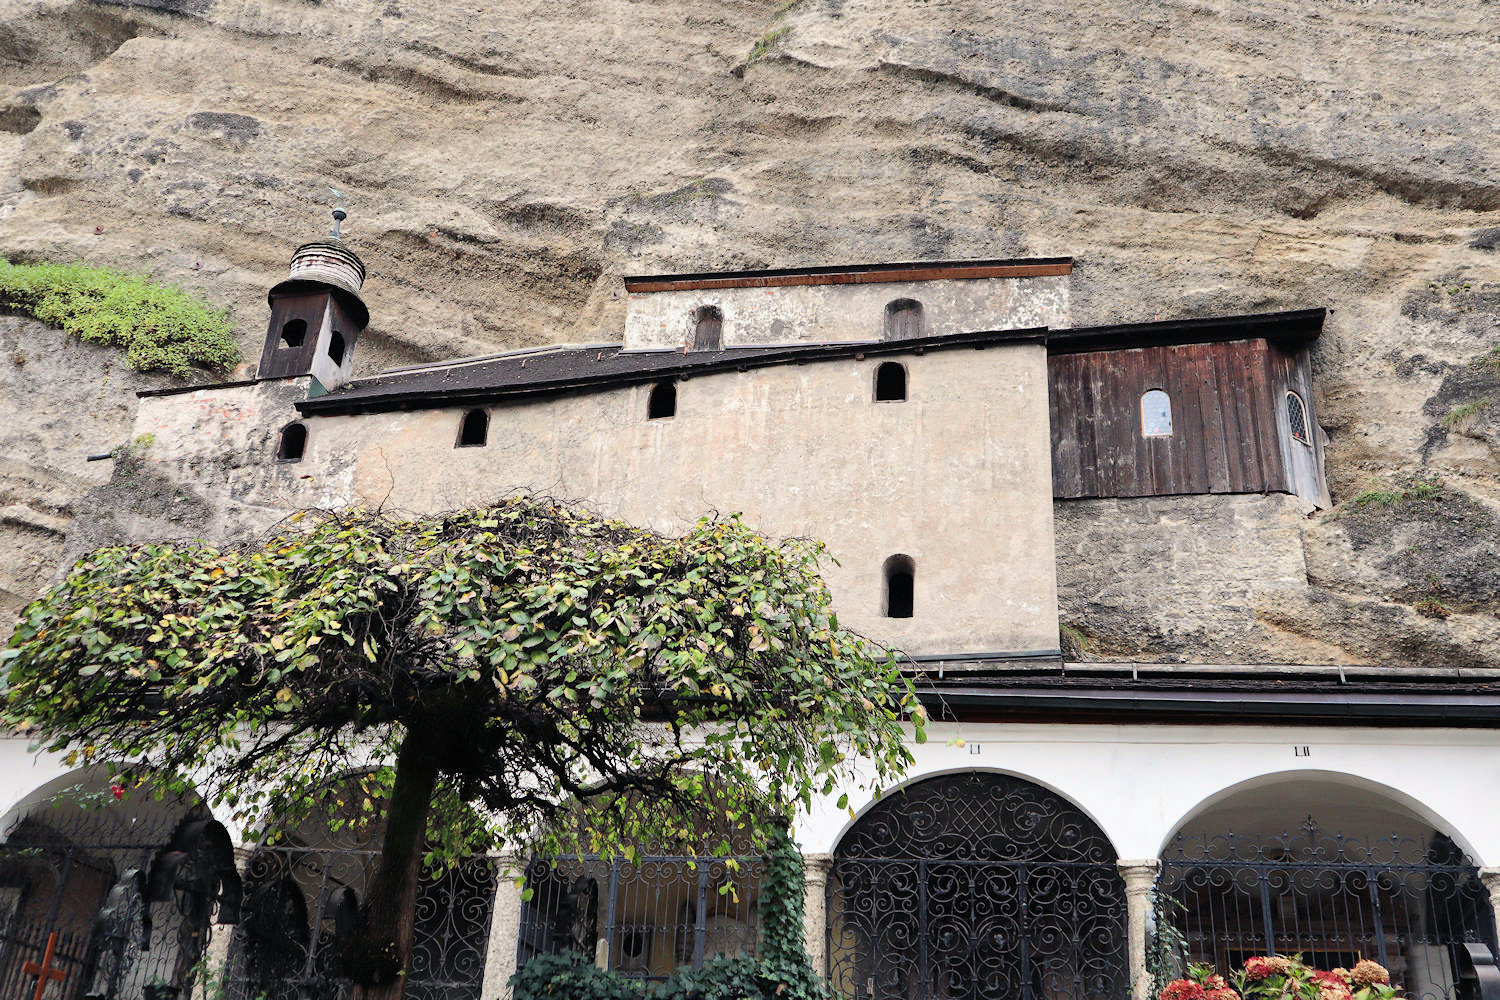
[0,796,222,1000]
[225,845,497,1000]
[1157,819,1497,1000]
[517,854,766,981]
[826,772,1128,1000]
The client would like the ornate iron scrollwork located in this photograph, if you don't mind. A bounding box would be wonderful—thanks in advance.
[1158,818,1499,1000]
[826,772,1128,1000]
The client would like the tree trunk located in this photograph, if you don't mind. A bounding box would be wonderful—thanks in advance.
[350,725,440,1000]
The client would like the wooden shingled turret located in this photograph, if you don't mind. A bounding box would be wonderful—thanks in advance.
[256,199,369,394]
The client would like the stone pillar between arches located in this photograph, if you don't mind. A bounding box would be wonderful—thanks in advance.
[480,854,525,1000]
[801,853,834,978]
[1118,858,1162,1000]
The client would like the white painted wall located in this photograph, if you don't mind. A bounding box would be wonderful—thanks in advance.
[9,722,1500,867]
[790,721,1500,865]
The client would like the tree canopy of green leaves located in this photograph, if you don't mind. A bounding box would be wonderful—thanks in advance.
[1,498,922,864]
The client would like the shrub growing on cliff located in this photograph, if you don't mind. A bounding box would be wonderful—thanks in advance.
[1,497,921,1000]
[0,257,239,377]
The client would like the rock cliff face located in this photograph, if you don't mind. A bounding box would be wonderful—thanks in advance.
[1,0,1497,662]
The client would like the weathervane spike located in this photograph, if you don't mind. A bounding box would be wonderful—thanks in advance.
[329,186,348,240]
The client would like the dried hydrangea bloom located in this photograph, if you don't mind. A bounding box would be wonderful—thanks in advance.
[1314,970,1353,1000]
[1349,961,1391,987]
[1161,979,1207,1000]
[1244,956,1294,980]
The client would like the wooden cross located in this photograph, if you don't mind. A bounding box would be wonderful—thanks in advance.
[23,931,67,1000]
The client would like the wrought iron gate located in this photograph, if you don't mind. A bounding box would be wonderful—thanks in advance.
[517,853,767,981]
[226,843,497,1000]
[0,799,235,1000]
[826,772,1128,1000]
[1158,819,1497,1000]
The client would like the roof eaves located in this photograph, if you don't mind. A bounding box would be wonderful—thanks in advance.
[623,257,1073,293]
[296,326,1048,416]
[1047,308,1326,356]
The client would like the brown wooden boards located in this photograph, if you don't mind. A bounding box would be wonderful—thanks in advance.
[1047,339,1318,501]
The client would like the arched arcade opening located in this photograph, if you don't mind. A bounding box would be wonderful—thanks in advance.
[1155,774,1496,1000]
[0,769,238,1000]
[825,771,1128,1000]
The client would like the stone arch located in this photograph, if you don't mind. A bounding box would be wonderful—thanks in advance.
[828,765,1120,856]
[1158,769,1481,861]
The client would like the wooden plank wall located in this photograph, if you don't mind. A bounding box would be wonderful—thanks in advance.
[1268,345,1333,508]
[1049,340,1290,499]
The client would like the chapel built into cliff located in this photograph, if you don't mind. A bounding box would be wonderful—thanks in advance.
[3,228,1499,1000]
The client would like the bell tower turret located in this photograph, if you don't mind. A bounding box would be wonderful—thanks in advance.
[256,204,369,394]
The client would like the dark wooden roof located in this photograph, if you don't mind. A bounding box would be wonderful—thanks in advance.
[910,658,1500,727]
[296,326,1046,416]
[290,308,1323,417]
[1048,308,1324,355]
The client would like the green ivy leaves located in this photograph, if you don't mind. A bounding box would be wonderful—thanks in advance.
[0,258,239,377]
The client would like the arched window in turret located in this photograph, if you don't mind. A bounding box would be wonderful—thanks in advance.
[328,330,346,367]
[457,409,488,448]
[884,555,915,618]
[883,299,923,341]
[1287,391,1311,446]
[279,319,306,349]
[277,422,307,462]
[692,306,723,352]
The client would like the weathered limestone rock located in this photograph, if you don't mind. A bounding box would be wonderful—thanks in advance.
[0,0,1497,663]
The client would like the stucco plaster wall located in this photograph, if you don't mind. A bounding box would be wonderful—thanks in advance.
[790,721,1500,867]
[133,344,1059,655]
[622,275,1069,350]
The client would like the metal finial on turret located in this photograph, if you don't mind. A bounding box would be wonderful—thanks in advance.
[329,187,347,240]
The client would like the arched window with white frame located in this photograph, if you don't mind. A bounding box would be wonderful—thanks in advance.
[1140,389,1173,437]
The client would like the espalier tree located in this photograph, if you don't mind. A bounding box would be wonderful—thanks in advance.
[2,497,923,1000]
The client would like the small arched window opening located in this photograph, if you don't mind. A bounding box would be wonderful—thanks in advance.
[648,381,676,420]
[279,319,306,350]
[883,554,915,619]
[883,299,923,341]
[1287,390,1311,446]
[692,305,723,352]
[328,330,346,367]
[874,362,907,402]
[457,408,488,448]
[1141,389,1173,437]
[277,422,307,462]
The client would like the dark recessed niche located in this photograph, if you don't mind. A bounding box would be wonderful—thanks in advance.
[875,361,908,402]
[457,408,488,448]
[884,554,915,618]
[278,422,307,462]
[280,319,307,350]
[648,381,677,419]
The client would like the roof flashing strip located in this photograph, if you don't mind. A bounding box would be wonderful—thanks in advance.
[623,257,1073,293]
